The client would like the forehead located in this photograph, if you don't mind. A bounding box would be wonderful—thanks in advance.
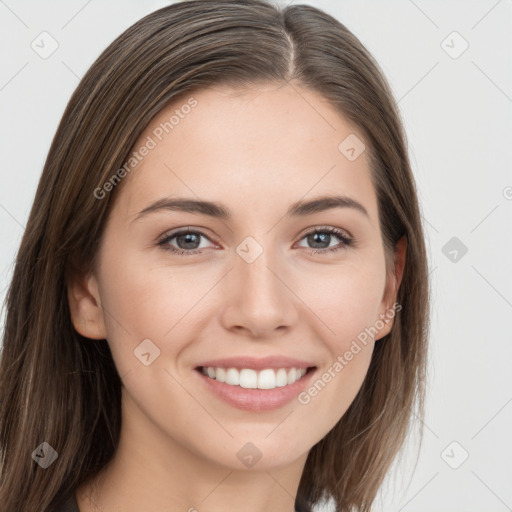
[117,82,378,224]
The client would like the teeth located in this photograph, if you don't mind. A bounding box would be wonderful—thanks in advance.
[240,369,258,389]
[200,366,309,389]
[257,369,275,389]
[276,368,288,387]
[225,368,239,386]
[215,367,226,383]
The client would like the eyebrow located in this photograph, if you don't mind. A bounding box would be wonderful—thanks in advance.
[132,194,369,223]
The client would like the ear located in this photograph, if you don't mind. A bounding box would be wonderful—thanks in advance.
[67,265,107,340]
[375,235,407,340]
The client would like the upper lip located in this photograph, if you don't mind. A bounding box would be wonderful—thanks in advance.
[195,355,316,371]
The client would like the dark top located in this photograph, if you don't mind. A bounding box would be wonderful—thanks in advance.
[54,489,310,512]
[53,490,79,512]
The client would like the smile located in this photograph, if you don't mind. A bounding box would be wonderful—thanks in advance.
[195,364,317,412]
[198,366,311,389]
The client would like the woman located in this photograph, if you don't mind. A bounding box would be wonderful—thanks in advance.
[0,1,430,511]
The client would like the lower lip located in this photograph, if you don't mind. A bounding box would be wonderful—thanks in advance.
[195,367,316,412]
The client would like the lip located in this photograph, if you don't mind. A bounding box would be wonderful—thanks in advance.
[195,355,315,371]
[194,365,317,412]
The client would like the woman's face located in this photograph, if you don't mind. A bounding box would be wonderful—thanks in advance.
[73,82,402,471]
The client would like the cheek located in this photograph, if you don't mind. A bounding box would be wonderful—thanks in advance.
[300,259,386,343]
[94,243,187,368]
[293,261,384,420]
[96,243,227,376]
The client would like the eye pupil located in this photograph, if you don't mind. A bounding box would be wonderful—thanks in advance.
[309,232,330,249]
[178,232,200,249]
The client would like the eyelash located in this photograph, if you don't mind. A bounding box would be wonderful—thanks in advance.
[156,226,354,256]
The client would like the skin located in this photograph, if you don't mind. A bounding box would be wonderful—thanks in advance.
[68,81,405,512]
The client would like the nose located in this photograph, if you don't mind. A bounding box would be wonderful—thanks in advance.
[220,241,299,338]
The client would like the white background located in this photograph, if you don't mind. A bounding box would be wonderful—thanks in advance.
[1,1,511,511]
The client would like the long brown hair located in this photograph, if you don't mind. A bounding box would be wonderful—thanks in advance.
[0,1,430,510]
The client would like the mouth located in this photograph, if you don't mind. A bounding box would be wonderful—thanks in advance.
[195,365,317,390]
[194,364,318,412]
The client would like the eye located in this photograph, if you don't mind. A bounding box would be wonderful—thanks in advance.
[296,226,354,255]
[157,226,354,256]
[157,229,215,256]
